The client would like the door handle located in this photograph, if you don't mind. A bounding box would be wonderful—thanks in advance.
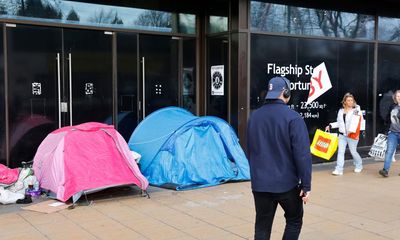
[56,53,61,128]
[68,53,73,126]
[141,57,146,118]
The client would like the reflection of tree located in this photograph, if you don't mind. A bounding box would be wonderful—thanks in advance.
[388,27,400,41]
[251,2,272,31]
[1,0,19,15]
[315,10,371,38]
[134,10,171,28]
[251,3,372,38]
[66,8,79,22]
[89,9,123,24]
[17,0,62,19]
[0,3,6,14]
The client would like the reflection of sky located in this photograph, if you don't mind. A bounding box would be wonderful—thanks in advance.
[0,0,177,32]
[59,1,143,25]
[0,1,193,34]
[378,17,400,41]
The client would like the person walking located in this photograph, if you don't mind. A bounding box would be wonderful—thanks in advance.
[325,93,363,176]
[247,76,312,240]
[379,90,400,177]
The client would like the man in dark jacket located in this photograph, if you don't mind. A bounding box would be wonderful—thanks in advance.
[247,76,312,240]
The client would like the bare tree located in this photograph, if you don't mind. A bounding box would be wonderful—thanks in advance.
[251,2,272,31]
[0,2,6,14]
[388,27,400,41]
[134,10,170,28]
[17,0,61,19]
[89,9,123,25]
[315,10,370,38]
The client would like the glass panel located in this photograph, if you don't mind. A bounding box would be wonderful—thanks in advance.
[250,34,374,162]
[64,29,113,125]
[0,1,196,34]
[117,32,138,141]
[0,25,4,165]
[207,36,229,120]
[7,24,60,167]
[179,14,196,34]
[377,44,400,134]
[250,1,375,40]
[209,16,228,33]
[378,17,400,41]
[335,41,374,147]
[140,35,179,116]
[250,35,296,109]
[182,38,196,114]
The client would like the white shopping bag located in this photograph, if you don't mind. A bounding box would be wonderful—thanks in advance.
[348,115,361,133]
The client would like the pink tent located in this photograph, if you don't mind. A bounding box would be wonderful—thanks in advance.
[33,122,148,202]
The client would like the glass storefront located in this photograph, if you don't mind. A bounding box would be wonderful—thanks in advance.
[378,17,400,42]
[182,39,197,114]
[249,1,400,161]
[377,44,400,134]
[116,32,138,141]
[6,24,60,167]
[0,0,196,34]
[209,16,228,33]
[251,1,375,40]
[2,0,400,166]
[250,34,374,157]
[207,35,229,121]
[0,25,4,165]
[0,1,198,166]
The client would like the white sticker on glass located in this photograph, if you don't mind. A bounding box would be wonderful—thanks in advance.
[85,83,94,95]
[32,82,42,95]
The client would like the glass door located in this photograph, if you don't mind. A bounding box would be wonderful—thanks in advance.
[63,29,113,126]
[0,24,4,166]
[116,32,138,141]
[6,24,61,167]
[139,35,179,118]
[207,35,229,121]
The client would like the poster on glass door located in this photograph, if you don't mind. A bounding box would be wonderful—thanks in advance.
[211,65,224,96]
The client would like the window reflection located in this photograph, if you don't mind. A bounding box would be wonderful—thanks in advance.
[209,16,228,33]
[0,0,195,34]
[179,14,196,34]
[250,34,374,150]
[378,17,400,41]
[250,1,374,40]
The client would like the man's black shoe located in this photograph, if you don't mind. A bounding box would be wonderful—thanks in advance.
[16,194,32,204]
[379,169,389,178]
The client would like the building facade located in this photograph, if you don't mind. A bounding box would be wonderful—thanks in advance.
[0,0,399,167]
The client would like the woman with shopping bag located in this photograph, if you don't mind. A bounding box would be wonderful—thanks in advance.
[379,90,400,177]
[325,93,363,175]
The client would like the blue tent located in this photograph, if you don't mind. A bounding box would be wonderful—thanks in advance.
[128,107,250,190]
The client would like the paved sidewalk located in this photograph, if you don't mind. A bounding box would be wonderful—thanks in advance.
[1,158,400,240]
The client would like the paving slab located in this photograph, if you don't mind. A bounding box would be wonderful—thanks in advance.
[1,157,400,239]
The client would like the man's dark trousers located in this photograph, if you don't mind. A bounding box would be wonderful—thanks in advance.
[253,187,303,240]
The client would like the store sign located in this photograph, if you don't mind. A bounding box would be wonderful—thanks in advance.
[211,65,224,96]
[306,62,332,105]
[267,63,314,78]
[265,62,331,120]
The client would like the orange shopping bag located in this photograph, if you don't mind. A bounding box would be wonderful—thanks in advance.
[310,129,338,160]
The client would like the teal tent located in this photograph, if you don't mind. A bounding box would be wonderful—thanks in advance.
[128,107,250,190]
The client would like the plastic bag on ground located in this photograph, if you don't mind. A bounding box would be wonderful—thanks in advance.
[0,187,24,204]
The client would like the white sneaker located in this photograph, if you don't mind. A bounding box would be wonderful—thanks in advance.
[332,170,343,176]
[354,168,363,173]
